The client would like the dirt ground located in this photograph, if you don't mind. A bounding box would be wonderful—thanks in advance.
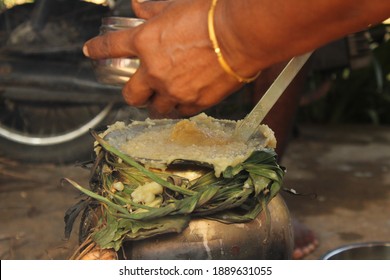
[282,124,390,259]
[1,124,389,260]
[0,159,86,259]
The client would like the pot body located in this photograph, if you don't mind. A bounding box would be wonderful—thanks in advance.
[122,194,293,260]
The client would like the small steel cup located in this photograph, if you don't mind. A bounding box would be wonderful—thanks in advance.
[92,17,145,86]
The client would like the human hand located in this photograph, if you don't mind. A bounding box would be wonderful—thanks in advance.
[83,0,244,116]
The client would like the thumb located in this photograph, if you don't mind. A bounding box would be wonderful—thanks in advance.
[132,0,171,19]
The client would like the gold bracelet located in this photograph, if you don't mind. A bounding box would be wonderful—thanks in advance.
[208,0,260,83]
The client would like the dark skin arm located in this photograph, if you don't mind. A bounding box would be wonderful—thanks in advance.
[83,0,390,116]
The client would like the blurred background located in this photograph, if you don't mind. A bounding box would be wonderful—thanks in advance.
[0,0,143,164]
[1,0,390,164]
[0,0,389,260]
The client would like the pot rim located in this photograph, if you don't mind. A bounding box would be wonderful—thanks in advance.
[321,241,390,260]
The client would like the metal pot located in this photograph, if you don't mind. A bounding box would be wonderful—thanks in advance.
[122,194,293,260]
[322,242,390,260]
[80,117,293,259]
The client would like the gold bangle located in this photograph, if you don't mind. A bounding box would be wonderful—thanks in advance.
[208,0,260,83]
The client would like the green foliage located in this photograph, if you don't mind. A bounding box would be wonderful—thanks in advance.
[298,26,390,125]
[66,133,284,251]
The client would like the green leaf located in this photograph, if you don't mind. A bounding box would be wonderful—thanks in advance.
[121,216,190,240]
[92,131,196,196]
[92,212,119,248]
[70,136,285,251]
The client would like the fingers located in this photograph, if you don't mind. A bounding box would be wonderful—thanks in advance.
[123,71,180,117]
[83,29,139,59]
[122,70,153,107]
[132,0,171,19]
[178,83,241,116]
[149,93,178,115]
[176,93,220,116]
[84,0,171,60]
[124,74,236,117]
[177,104,207,116]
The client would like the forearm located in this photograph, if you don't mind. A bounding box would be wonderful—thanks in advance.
[216,0,390,76]
[82,0,390,116]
